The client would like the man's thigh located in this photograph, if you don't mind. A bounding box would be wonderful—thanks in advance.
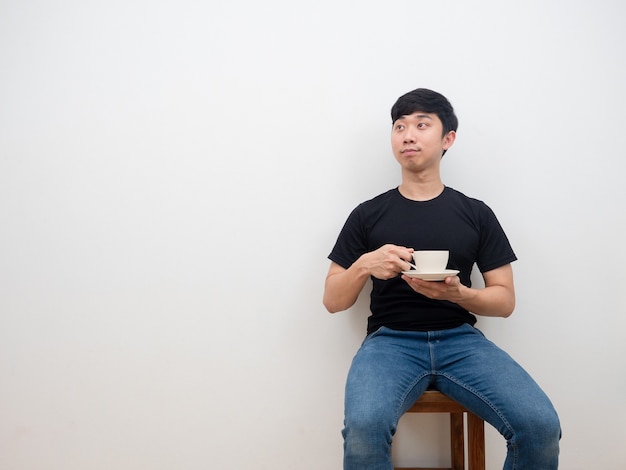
[344,327,434,420]
[432,324,557,438]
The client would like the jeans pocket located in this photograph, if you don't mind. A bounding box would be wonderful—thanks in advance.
[361,326,390,345]
[461,322,486,338]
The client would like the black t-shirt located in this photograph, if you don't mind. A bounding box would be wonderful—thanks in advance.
[329,187,517,334]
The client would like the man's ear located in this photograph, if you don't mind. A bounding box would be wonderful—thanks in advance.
[442,130,456,151]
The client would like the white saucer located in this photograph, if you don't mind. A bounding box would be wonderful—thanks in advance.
[401,269,460,281]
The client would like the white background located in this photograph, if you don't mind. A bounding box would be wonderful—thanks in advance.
[1,1,625,468]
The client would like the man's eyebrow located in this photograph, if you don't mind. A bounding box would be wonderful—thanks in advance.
[396,113,433,121]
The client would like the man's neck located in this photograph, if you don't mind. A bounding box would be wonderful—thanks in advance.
[397,179,445,201]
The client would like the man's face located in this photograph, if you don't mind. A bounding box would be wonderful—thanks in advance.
[390,112,455,173]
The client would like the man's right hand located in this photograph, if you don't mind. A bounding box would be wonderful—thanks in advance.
[323,244,413,313]
[359,244,414,280]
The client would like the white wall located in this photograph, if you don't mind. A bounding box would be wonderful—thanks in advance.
[1,1,625,468]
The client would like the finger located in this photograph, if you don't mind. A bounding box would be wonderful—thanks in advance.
[401,259,413,271]
[403,276,428,291]
[390,245,413,260]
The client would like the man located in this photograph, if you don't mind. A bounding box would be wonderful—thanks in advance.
[323,88,560,469]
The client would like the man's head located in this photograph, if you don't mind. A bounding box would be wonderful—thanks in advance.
[391,88,458,140]
[390,88,458,162]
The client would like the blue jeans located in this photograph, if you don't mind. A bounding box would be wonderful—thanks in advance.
[343,324,560,470]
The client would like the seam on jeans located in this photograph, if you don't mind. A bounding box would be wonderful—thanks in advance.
[395,372,431,424]
[438,373,520,468]
[438,372,517,437]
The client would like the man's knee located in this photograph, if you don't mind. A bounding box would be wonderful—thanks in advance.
[343,403,397,450]
[513,404,561,451]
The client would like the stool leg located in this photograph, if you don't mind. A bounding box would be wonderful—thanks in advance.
[449,412,464,470]
[467,412,485,470]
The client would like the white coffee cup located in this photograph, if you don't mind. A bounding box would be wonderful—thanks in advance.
[412,250,449,273]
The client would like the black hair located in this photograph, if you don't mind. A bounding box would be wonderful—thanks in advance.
[391,88,459,136]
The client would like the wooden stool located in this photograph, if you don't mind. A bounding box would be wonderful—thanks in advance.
[394,390,485,470]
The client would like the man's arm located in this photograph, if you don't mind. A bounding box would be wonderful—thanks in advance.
[323,262,370,314]
[323,244,413,313]
[401,263,516,317]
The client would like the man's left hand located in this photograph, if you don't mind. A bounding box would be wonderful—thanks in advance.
[401,274,467,304]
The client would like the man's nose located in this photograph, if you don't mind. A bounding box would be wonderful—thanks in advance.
[403,129,416,143]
